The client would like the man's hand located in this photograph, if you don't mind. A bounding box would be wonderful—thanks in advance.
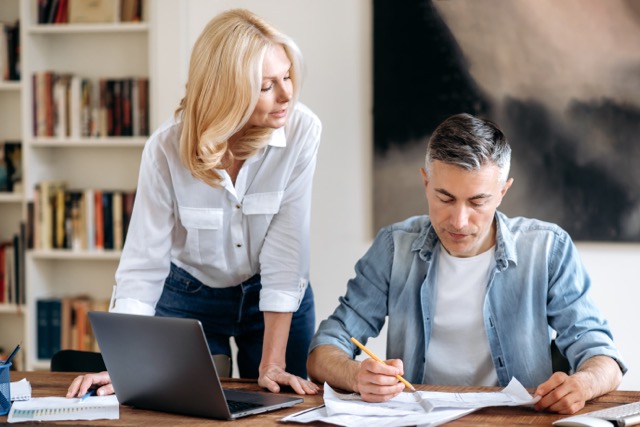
[534,371,589,414]
[534,356,622,414]
[66,371,114,398]
[355,357,406,402]
[258,363,319,395]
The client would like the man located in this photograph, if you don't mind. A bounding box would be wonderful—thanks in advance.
[307,113,626,415]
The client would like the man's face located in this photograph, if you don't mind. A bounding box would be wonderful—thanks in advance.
[421,160,512,258]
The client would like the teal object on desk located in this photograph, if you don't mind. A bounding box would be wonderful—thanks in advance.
[0,362,11,416]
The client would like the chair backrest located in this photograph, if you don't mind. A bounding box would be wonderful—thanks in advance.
[50,350,107,373]
[51,349,232,377]
[212,354,231,378]
[551,339,571,374]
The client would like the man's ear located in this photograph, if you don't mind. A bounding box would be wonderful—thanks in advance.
[501,177,514,197]
[420,167,428,186]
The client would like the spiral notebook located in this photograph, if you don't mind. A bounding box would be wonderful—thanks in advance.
[7,395,119,423]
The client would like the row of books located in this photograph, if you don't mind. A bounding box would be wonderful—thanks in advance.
[32,72,150,138]
[0,224,26,305]
[29,181,136,252]
[38,0,144,24]
[0,20,20,81]
[36,296,109,360]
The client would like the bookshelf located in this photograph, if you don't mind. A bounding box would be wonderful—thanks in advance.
[15,0,152,370]
[0,0,25,369]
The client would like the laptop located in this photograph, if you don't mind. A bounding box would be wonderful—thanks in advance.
[88,311,304,420]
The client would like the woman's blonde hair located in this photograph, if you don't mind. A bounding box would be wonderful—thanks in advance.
[176,8,303,186]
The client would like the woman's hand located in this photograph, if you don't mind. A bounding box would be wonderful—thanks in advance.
[66,371,114,398]
[258,363,319,395]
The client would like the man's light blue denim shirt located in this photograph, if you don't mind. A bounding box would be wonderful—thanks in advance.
[310,212,627,388]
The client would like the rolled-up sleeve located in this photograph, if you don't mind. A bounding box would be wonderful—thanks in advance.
[258,112,321,312]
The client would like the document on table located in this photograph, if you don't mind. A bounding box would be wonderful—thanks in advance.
[9,379,32,401]
[7,395,119,423]
[282,377,540,427]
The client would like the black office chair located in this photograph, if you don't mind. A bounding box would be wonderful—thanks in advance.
[51,349,232,377]
[551,339,571,374]
[50,350,107,373]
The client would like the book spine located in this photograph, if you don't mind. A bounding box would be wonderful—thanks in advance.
[102,191,113,250]
[112,191,123,250]
[94,190,104,250]
[37,299,51,359]
[49,299,62,356]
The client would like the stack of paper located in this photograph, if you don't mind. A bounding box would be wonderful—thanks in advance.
[282,377,540,427]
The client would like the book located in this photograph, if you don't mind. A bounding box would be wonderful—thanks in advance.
[101,191,113,250]
[72,297,91,351]
[38,180,67,250]
[49,299,62,356]
[54,186,66,249]
[37,299,62,359]
[84,188,95,250]
[120,0,142,22]
[68,0,116,23]
[112,191,123,250]
[94,190,103,250]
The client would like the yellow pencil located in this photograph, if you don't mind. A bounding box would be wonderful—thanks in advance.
[350,336,416,392]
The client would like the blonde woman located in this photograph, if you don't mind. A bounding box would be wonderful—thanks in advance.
[67,9,320,397]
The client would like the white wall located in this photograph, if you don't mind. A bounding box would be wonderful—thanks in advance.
[151,1,638,389]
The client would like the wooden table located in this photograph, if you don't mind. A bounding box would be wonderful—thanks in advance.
[2,371,639,426]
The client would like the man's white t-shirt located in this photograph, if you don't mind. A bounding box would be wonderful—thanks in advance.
[424,245,499,386]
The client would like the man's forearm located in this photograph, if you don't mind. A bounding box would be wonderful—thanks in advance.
[574,355,623,399]
[307,345,361,392]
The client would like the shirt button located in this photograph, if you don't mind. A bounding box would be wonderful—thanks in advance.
[236,204,241,209]
[236,244,242,248]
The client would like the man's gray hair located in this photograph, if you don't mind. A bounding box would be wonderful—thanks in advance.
[424,113,512,184]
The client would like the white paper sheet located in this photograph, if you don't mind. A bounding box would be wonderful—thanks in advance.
[7,395,119,423]
[282,377,539,427]
[9,379,31,401]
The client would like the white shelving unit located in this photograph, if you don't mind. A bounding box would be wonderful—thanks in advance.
[0,0,25,369]
[16,0,153,370]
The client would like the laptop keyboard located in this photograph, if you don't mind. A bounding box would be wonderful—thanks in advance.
[227,399,263,413]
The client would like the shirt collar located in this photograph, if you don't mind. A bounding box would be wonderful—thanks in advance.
[269,127,286,147]
[414,211,516,270]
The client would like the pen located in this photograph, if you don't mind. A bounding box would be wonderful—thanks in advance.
[1,342,21,366]
[79,389,96,402]
[350,337,416,392]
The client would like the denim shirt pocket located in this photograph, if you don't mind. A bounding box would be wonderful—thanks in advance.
[178,206,226,270]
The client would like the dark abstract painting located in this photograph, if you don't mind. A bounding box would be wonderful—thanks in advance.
[373,0,640,242]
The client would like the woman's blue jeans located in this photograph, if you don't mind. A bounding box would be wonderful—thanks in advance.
[155,263,315,379]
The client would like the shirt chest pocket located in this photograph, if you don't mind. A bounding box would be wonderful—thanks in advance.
[242,191,283,215]
[178,207,226,270]
[241,192,283,242]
